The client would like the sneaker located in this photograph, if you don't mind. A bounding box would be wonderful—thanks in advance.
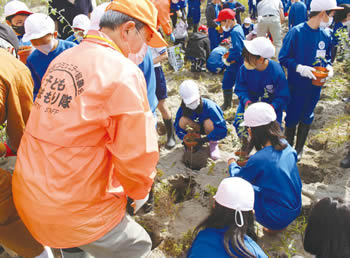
[209,141,221,160]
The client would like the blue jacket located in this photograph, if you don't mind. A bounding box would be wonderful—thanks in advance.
[206,45,227,73]
[188,228,268,258]
[332,22,347,46]
[174,98,227,141]
[226,24,245,68]
[234,60,290,114]
[279,22,332,89]
[229,141,302,230]
[27,39,77,100]
[171,0,187,10]
[139,47,158,113]
[288,2,307,29]
[65,34,82,44]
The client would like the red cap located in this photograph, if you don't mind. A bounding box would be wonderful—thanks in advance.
[221,38,230,44]
[198,25,208,32]
[215,8,236,22]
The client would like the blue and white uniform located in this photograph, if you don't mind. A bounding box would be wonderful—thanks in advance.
[242,24,254,36]
[206,45,228,73]
[234,60,290,135]
[279,22,332,128]
[288,1,307,29]
[27,39,76,100]
[222,24,245,91]
[174,98,227,141]
[188,228,268,258]
[229,141,302,230]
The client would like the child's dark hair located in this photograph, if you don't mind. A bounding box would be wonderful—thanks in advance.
[334,4,350,23]
[242,47,262,67]
[304,197,350,258]
[193,201,257,257]
[250,120,287,151]
[309,10,333,19]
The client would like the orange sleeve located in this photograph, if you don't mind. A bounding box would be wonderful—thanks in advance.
[0,81,7,125]
[104,70,159,200]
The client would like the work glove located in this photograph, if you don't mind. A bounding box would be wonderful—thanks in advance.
[193,136,209,152]
[131,193,149,214]
[222,56,231,67]
[296,65,316,80]
[326,64,334,78]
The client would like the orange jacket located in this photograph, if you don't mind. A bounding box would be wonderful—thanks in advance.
[12,31,159,248]
[0,49,33,152]
[151,0,172,35]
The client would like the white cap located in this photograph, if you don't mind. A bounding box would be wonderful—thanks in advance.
[179,80,200,105]
[72,14,91,33]
[252,24,258,35]
[4,0,32,18]
[243,37,275,59]
[214,177,254,227]
[241,102,277,127]
[90,2,109,30]
[23,13,55,42]
[243,17,252,24]
[310,0,344,12]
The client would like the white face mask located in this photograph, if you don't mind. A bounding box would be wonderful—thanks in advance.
[244,24,251,28]
[320,16,333,29]
[223,26,231,32]
[35,39,55,55]
[127,29,148,65]
[186,99,200,110]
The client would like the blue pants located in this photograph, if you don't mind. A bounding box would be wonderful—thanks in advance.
[284,83,321,128]
[222,62,242,91]
[233,102,283,137]
[208,27,220,51]
[187,0,201,24]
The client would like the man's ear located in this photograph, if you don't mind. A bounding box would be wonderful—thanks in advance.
[121,21,136,37]
[53,31,58,38]
[6,20,12,26]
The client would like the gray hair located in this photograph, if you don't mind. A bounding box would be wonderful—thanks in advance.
[99,10,145,31]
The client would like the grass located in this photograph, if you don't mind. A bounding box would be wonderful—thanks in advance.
[159,229,194,257]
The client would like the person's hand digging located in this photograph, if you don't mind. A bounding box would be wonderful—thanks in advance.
[193,136,209,152]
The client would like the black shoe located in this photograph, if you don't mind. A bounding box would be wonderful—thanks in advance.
[221,90,232,111]
[340,149,350,168]
[0,246,4,255]
[295,122,311,161]
[285,126,296,147]
[143,185,154,213]
[163,119,176,149]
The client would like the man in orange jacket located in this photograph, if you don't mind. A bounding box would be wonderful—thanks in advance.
[13,0,166,257]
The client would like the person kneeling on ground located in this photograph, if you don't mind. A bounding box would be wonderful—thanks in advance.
[303,197,350,257]
[185,25,211,72]
[228,102,302,233]
[206,38,230,74]
[174,80,227,160]
[187,177,268,257]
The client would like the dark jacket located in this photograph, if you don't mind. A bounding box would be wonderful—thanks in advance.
[206,3,219,28]
[185,32,211,61]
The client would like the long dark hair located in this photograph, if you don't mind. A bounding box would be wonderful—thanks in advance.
[250,121,287,151]
[193,202,257,257]
[304,197,350,258]
[334,4,350,23]
[242,47,262,67]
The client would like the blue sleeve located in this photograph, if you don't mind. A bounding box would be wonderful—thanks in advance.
[206,105,227,141]
[279,29,298,71]
[288,6,294,29]
[26,60,41,100]
[227,30,245,63]
[271,65,290,111]
[174,107,187,140]
[229,156,263,182]
[234,66,251,105]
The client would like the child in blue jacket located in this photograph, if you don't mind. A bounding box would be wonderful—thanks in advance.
[288,0,308,29]
[229,103,302,232]
[188,177,267,258]
[234,37,290,152]
[174,80,227,160]
[279,0,341,161]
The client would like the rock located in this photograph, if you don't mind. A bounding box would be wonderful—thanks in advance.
[308,135,328,151]
[314,104,324,114]
[298,159,325,184]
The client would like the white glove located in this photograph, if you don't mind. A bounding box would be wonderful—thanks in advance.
[296,65,316,80]
[326,64,334,78]
[222,56,231,67]
[131,193,149,214]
